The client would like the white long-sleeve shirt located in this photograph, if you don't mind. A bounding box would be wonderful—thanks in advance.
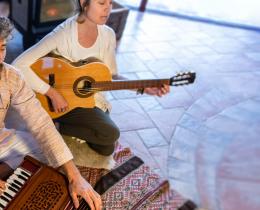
[12,15,118,111]
[0,63,73,168]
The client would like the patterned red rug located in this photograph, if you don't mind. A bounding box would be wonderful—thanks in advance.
[78,145,196,210]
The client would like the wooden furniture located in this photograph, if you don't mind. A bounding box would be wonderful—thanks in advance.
[0,156,86,210]
[106,1,129,40]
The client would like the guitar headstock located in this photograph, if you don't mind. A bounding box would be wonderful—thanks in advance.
[169,72,196,86]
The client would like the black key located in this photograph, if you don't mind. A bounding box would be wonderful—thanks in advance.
[8,186,18,193]
[18,174,27,182]
[0,202,5,208]
[3,192,13,200]
[0,195,10,203]
[10,183,20,190]
[14,180,23,187]
[21,171,30,178]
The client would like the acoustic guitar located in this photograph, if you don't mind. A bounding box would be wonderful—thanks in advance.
[31,56,196,119]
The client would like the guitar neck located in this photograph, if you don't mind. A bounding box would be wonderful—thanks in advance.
[92,79,170,91]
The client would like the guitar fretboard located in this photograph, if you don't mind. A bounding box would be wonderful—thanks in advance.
[92,79,170,91]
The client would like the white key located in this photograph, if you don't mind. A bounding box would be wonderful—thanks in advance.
[14,171,28,181]
[5,188,16,197]
[0,198,8,207]
[6,181,20,192]
[6,184,19,196]
[6,178,14,185]
[9,174,25,185]
[16,168,31,177]
[1,194,10,202]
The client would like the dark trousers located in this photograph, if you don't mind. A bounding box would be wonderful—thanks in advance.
[55,107,120,156]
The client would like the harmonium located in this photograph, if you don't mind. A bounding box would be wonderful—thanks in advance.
[0,156,90,209]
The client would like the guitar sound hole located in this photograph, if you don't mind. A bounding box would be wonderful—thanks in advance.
[78,80,92,94]
[73,76,95,98]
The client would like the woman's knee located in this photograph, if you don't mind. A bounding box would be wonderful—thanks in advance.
[111,125,120,141]
[88,143,115,156]
[100,124,120,144]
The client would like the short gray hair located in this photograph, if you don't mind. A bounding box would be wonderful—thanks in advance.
[0,17,13,40]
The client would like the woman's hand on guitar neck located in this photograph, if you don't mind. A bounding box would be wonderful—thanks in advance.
[144,84,170,97]
[45,87,69,113]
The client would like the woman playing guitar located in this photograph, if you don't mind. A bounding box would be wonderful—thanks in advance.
[13,0,170,157]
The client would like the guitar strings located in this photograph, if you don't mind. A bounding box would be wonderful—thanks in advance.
[49,85,102,92]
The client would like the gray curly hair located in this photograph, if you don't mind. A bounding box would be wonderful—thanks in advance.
[0,16,13,40]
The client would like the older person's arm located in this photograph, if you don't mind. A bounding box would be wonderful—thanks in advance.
[7,67,101,209]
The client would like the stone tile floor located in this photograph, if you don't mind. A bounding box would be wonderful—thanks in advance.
[6,9,260,210]
[120,0,260,28]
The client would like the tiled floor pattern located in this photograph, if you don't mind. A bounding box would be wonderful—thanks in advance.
[112,10,260,210]
[120,0,260,28]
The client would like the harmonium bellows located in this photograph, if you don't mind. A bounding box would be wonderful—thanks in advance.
[0,156,85,210]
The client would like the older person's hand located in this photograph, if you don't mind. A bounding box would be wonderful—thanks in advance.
[68,174,102,209]
[60,160,102,209]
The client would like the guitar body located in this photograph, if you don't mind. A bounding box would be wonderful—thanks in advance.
[31,56,112,119]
